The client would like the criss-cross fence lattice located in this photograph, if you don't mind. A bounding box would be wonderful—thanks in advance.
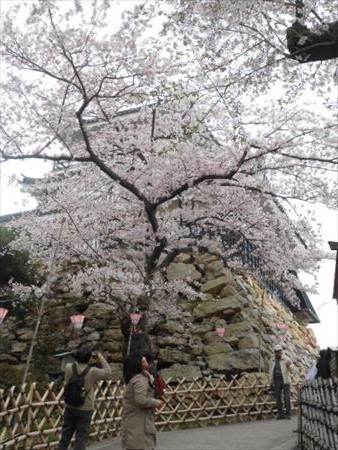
[298,378,338,450]
[1,376,300,450]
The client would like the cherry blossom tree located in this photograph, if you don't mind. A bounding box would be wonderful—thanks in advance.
[1,0,337,319]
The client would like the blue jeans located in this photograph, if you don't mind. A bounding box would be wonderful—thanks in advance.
[57,407,92,450]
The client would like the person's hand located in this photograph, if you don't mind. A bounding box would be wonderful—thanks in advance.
[95,352,104,360]
[90,351,104,365]
[156,400,164,409]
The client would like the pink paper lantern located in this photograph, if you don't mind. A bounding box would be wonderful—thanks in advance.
[0,308,8,324]
[215,327,225,337]
[130,313,141,326]
[70,314,85,330]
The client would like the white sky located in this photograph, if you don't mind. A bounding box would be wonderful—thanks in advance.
[0,0,337,350]
[302,206,338,350]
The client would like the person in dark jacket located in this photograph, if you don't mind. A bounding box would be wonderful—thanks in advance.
[315,348,331,379]
[57,345,111,450]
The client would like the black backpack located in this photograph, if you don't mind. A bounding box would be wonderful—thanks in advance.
[64,363,91,407]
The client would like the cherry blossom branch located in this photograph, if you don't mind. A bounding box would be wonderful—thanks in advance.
[155,148,249,207]
[1,39,81,92]
[279,152,338,165]
[42,190,104,261]
[47,8,88,99]
[0,152,92,163]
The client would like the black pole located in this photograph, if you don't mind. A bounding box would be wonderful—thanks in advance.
[328,242,338,301]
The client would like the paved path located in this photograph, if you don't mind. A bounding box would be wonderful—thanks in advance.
[90,417,298,450]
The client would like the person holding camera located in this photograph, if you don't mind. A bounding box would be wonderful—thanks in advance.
[57,345,111,450]
[122,352,164,450]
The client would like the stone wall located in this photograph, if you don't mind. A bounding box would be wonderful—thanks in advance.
[0,253,318,387]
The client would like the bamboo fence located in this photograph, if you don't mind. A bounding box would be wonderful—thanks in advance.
[298,378,338,450]
[0,375,300,450]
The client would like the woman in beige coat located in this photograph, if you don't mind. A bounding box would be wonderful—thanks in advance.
[122,352,163,450]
